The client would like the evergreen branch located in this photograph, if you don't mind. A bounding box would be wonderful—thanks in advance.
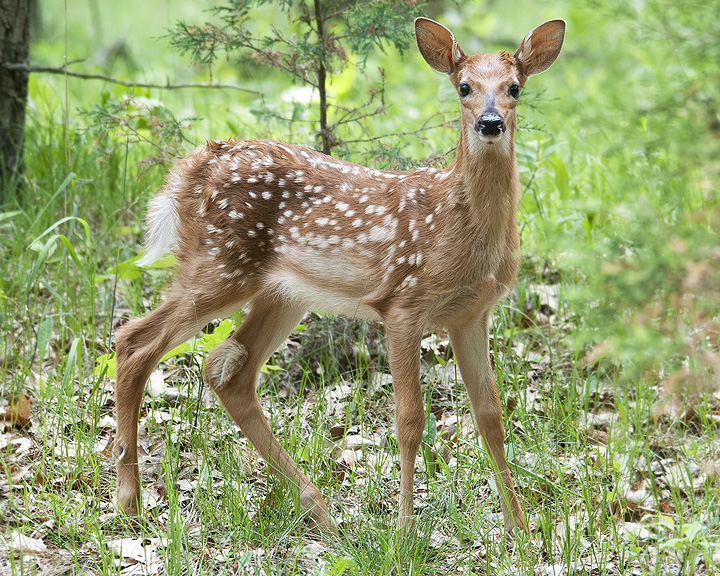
[2,62,263,95]
[238,40,321,88]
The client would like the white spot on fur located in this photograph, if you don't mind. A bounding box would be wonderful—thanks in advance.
[369,222,396,242]
[399,275,418,289]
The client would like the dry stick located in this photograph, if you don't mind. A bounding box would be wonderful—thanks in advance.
[2,63,264,95]
[345,120,457,144]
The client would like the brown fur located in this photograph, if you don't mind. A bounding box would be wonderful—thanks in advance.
[113,17,565,535]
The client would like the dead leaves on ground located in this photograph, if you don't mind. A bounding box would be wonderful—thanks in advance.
[1,280,719,573]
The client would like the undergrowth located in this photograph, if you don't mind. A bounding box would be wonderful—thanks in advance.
[1,0,719,575]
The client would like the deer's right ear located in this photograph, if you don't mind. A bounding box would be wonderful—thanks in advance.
[415,17,465,74]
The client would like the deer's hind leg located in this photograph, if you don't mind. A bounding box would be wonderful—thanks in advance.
[114,282,249,516]
[204,291,333,530]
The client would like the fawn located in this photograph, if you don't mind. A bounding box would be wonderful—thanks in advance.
[113,17,565,534]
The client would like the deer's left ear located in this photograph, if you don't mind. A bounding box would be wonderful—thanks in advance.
[514,19,565,81]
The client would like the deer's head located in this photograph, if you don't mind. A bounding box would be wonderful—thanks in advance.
[415,18,565,153]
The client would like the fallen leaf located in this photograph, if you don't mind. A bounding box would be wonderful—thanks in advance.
[4,531,47,553]
[107,537,163,570]
[344,434,378,449]
[337,449,359,468]
[147,370,168,398]
[0,393,31,429]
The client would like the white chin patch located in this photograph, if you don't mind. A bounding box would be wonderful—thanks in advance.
[468,131,510,155]
[479,133,503,143]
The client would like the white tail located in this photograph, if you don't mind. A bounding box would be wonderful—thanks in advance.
[114,17,565,535]
[134,187,179,267]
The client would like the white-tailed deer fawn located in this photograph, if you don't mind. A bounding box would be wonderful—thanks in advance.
[114,17,565,534]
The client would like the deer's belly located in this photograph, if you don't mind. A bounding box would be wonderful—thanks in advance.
[263,270,381,320]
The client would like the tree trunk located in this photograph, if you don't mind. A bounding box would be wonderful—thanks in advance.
[0,0,32,203]
[313,0,330,155]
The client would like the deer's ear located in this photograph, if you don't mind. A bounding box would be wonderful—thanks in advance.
[514,19,565,80]
[415,17,466,74]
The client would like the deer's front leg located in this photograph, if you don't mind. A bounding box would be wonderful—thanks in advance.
[384,319,425,530]
[449,312,527,534]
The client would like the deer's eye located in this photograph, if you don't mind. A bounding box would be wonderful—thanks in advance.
[458,83,471,97]
[509,84,521,99]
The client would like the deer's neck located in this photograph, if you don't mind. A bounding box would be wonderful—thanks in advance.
[450,129,520,241]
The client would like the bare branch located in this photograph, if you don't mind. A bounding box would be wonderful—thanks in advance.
[344,118,458,144]
[2,62,264,95]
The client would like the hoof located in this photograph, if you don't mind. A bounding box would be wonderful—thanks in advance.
[116,485,141,517]
[299,489,336,533]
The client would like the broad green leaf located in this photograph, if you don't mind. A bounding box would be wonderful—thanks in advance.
[95,353,117,379]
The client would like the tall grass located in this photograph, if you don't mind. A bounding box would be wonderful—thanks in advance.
[1,0,718,575]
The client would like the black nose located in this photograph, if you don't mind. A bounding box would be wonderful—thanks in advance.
[476,113,505,136]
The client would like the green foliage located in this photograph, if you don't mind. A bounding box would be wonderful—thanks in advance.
[82,93,198,168]
[516,0,720,389]
[168,0,418,77]
[166,0,422,153]
[2,0,719,574]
